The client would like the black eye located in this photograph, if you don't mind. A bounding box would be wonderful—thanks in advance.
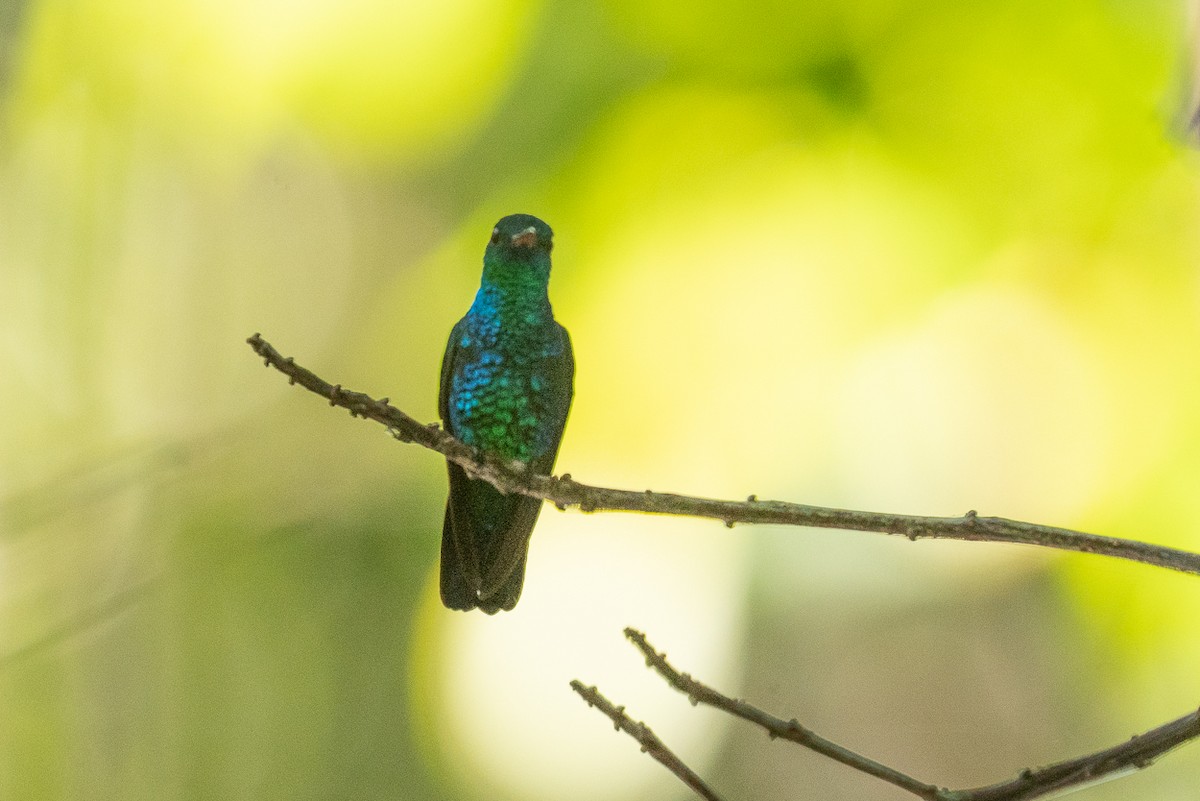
[489,229,500,245]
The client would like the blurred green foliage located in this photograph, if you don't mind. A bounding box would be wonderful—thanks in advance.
[1,0,1199,799]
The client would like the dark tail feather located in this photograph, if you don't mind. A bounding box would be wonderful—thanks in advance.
[439,503,477,611]
[477,547,529,615]
[440,499,533,614]
[440,462,543,613]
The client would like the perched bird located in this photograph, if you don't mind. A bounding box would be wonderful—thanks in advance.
[438,214,575,613]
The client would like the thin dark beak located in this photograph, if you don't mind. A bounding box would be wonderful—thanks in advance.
[510,229,538,249]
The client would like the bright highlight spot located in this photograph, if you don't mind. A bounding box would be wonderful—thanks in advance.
[414,512,747,801]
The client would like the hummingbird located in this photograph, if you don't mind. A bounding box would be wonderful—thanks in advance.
[438,214,575,613]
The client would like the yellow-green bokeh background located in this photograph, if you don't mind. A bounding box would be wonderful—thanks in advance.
[2,0,1200,798]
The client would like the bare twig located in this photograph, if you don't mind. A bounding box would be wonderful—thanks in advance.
[950,706,1200,801]
[569,680,725,801]
[623,628,946,800]
[623,628,1200,801]
[246,333,1200,577]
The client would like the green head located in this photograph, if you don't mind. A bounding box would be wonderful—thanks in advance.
[482,213,554,287]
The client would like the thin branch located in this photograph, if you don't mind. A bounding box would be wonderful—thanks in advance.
[623,628,946,801]
[246,333,1200,578]
[569,679,725,801]
[624,628,1200,801]
[951,706,1200,801]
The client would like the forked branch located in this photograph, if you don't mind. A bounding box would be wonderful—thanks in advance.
[590,629,1199,801]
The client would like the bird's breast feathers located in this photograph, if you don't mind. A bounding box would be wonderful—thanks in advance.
[448,325,568,462]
